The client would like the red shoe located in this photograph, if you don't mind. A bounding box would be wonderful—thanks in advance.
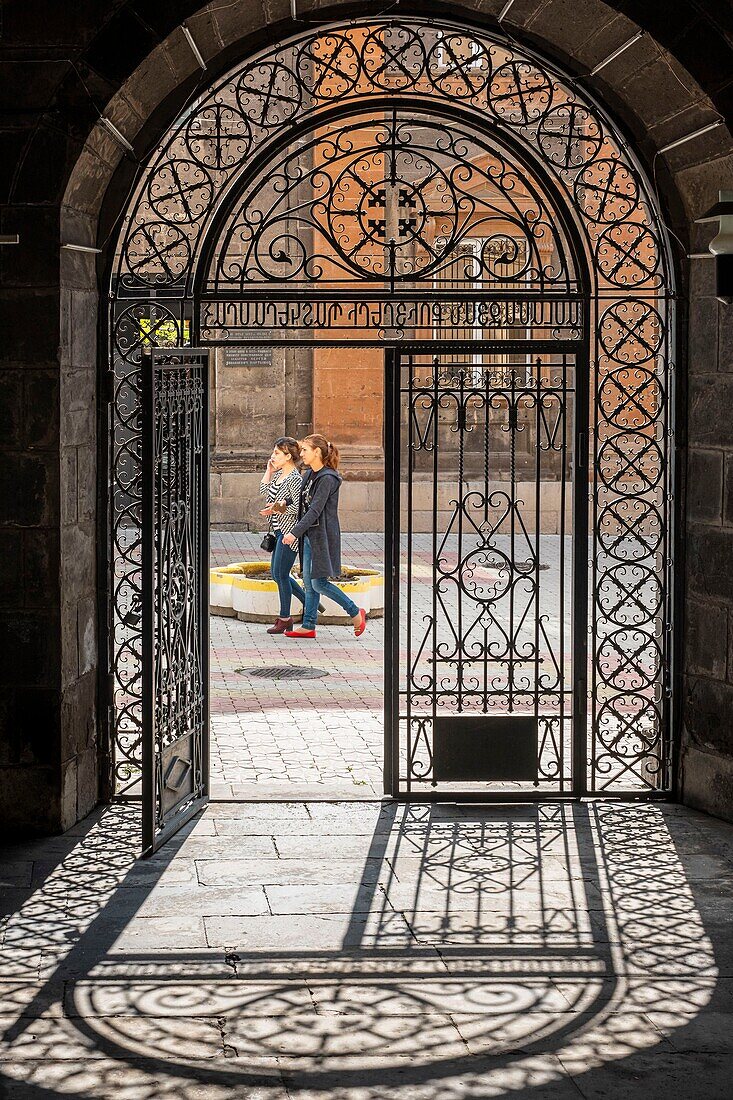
[267,617,293,635]
[284,628,316,639]
[353,608,367,637]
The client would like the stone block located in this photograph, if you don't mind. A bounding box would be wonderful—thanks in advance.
[24,369,59,449]
[685,597,727,679]
[724,455,733,526]
[76,740,99,821]
[527,0,624,67]
[568,11,638,70]
[61,669,96,760]
[687,524,733,605]
[719,302,733,374]
[687,449,723,523]
[175,7,223,61]
[684,674,733,756]
[76,595,97,678]
[210,0,267,49]
[60,522,95,606]
[682,740,733,824]
[0,610,60,687]
[76,445,96,523]
[0,371,23,447]
[62,143,120,219]
[7,478,47,566]
[619,55,702,133]
[60,369,95,447]
[0,685,60,765]
[60,446,78,526]
[69,289,98,372]
[22,528,60,608]
[0,530,22,608]
[675,153,733,223]
[688,295,719,374]
[688,377,733,448]
[61,598,79,689]
[59,754,78,833]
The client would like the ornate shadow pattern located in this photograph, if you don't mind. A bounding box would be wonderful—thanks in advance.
[109,17,675,796]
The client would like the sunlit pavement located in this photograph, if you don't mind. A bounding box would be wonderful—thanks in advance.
[208,532,571,798]
[2,800,733,1097]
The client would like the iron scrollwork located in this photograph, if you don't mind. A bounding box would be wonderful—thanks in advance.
[109,16,675,796]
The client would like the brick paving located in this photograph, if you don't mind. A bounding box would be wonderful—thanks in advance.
[209,532,571,796]
[1,799,732,1098]
[210,533,387,797]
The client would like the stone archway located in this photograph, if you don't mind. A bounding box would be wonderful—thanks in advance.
[100,14,676,814]
[52,0,733,830]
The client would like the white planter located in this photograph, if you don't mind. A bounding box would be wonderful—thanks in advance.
[210,562,384,624]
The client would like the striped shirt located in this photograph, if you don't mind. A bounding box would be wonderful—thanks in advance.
[259,469,302,535]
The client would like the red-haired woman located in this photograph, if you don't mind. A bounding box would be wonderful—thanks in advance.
[282,434,366,640]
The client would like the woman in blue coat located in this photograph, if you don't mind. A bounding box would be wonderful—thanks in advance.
[282,434,367,640]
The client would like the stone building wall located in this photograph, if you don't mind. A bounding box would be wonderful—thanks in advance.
[3,0,733,831]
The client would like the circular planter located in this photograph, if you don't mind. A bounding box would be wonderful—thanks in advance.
[210,561,384,624]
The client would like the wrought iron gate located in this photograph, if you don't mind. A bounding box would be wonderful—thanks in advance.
[141,349,209,853]
[108,15,677,807]
[385,345,587,797]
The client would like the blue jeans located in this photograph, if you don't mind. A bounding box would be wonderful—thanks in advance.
[302,537,359,630]
[271,531,305,618]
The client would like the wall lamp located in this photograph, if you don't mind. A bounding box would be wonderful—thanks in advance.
[697,191,733,304]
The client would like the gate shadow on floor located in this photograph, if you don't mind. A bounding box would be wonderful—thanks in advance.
[0,799,729,1097]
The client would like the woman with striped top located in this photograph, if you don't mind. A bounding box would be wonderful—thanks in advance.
[259,437,305,634]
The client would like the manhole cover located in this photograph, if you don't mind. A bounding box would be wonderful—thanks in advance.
[235,665,330,681]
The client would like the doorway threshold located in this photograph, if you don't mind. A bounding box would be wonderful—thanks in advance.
[210,783,384,802]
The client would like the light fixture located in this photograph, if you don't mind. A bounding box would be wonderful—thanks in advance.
[101,117,135,155]
[0,234,20,245]
[697,190,733,304]
[589,31,644,76]
[61,243,102,254]
[658,119,723,155]
[181,23,207,71]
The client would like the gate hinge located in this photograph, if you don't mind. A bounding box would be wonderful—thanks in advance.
[577,433,587,469]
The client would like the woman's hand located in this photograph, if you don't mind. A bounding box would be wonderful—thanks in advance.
[282,533,296,547]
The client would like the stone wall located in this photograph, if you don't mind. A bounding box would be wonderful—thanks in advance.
[4,0,733,831]
[680,249,733,821]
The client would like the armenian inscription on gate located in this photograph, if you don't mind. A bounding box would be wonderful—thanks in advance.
[199,297,582,341]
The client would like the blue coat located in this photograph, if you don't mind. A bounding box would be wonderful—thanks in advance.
[292,467,343,579]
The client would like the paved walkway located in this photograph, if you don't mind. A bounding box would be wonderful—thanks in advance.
[210,533,386,797]
[208,532,570,797]
[2,799,732,1097]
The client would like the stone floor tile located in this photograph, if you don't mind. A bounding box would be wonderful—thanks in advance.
[204,911,414,952]
[263,883,389,916]
[195,857,389,887]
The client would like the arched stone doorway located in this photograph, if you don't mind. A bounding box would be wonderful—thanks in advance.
[105,16,676,845]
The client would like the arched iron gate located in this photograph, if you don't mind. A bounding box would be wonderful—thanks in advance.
[106,17,676,842]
